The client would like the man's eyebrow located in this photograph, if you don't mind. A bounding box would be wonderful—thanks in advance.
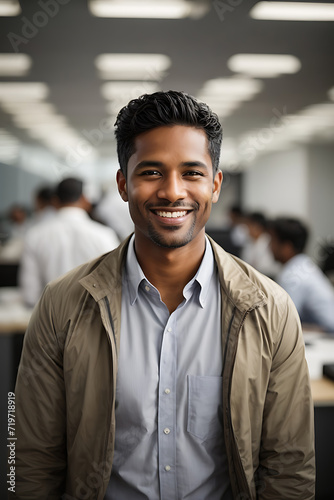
[135,161,164,169]
[181,161,209,170]
[134,160,210,171]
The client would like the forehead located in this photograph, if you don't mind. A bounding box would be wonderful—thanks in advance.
[131,125,210,160]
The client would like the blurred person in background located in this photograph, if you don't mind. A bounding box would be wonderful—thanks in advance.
[270,217,334,333]
[0,204,31,262]
[19,177,119,307]
[94,184,134,240]
[242,211,280,279]
[32,184,56,224]
[227,204,249,254]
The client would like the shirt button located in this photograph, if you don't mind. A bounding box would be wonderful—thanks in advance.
[167,327,172,332]
[164,388,171,395]
[163,428,171,435]
[145,285,150,292]
[165,465,171,472]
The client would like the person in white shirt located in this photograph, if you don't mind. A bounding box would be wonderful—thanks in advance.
[19,177,120,307]
[94,185,134,241]
[241,212,280,279]
[270,217,334,333]
[32,185,56,225]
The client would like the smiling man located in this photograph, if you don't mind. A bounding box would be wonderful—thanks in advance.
[13,91,315,500]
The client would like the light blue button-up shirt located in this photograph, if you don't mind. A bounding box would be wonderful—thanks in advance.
[105,236,232,500]
[278,253,334,332]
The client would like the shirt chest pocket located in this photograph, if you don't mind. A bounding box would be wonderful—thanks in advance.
[187,375,223,441]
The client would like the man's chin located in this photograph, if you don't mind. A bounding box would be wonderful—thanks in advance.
[148,226,194,249]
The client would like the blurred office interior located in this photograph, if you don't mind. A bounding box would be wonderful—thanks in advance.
[0,1,334,498]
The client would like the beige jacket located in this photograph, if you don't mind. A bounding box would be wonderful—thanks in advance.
[12,237,315,499]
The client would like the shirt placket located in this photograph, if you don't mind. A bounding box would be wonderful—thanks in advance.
[158,314,177,500]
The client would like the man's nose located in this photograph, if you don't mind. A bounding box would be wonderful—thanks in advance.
[156,173,187,202]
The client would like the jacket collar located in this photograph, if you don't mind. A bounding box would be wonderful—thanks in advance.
[79,236,131,301]
[208,235,267,313]
[80,234,267,313]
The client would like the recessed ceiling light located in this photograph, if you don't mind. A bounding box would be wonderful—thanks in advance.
[95,53,171,80]
[0,83,49,101]
[250,2,334,21]
[0,54,32,76]
[2,102,56,115]
[196,97,241,116]
[328,87,334,101]
[101,81,159,103]
[200,78,263,99]
[13,115,68,127]
[0,1,21,16]
[89,0,208,19]
[227,54,301,78]
[301,103,334,116]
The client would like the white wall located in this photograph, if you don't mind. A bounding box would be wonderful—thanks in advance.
[242,144,334,259]
[242,148,309,219]
[307,144,334,259]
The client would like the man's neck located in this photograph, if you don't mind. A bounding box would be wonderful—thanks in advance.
[134,232,206,313]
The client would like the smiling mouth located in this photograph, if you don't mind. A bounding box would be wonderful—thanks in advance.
[155,210,188,218]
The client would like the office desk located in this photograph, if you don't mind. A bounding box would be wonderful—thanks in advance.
[304,332,334,499]
[0,288,31,498]
[0,288,31,334]
[311,377,334,405]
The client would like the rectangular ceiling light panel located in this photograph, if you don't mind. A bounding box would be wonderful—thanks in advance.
[0,1,21,16]
[250,2,334,21]
[200,78,263,99]
[0,83,49,101]
[227,54,301,77]
[89,0,208,19]
[101,81,159,109]
[96,53,171,80]
[328,87,334,101]
[2,102,56,115]
[0,54,32,76]
[197,78,263,118]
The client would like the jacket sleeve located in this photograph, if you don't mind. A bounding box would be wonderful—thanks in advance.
[10,285,67,499]
[256,294,315,499]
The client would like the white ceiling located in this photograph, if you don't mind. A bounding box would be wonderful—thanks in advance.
[0,0,333,172]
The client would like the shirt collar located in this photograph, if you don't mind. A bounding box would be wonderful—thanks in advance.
[125,235,215,308]
[125,235,148,305]
[184,236,215,308]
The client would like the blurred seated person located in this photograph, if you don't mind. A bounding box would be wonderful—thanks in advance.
[228,205,249,252]
[270,217,334,333]
[19,177,120,307]
[0,204,31,262]
[241,212,280,279]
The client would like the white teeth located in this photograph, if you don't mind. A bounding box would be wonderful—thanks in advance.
[156,210,187,218]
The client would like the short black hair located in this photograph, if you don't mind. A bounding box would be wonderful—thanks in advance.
[114,90,223,178]
[270,217,308,253]
[36,186,54,203]
[56,178,83,204]
[247,212,267,229]
[229,205,244,216]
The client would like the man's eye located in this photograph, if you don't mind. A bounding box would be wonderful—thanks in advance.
[184,171,203,177]
[140,170,161,176]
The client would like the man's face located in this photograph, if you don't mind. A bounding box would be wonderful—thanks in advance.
[117,125,222,250]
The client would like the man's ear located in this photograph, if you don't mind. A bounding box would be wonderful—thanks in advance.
[212,170,223,204]
[116,169,128,202]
